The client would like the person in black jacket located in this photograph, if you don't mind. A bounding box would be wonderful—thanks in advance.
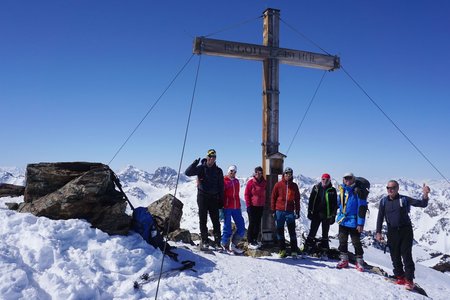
[304,173,337,258]
[375,180,430,291]
[185,149,224,250]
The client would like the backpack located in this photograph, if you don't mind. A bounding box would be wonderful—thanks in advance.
[380,196,410,214]
[354,177,370,200]
[132,207,164,249]
[111,171,178,261]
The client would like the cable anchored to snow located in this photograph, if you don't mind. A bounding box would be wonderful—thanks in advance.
[341,65,450,186]
[280,18,333,56]
[285,71,327,155]
[154,55,202,300]
[281,18,448,185]
[204,15,263,38]
[107,54,195,166]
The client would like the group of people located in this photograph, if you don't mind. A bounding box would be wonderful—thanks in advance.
[185,149,431,291]
[185,149,265,253]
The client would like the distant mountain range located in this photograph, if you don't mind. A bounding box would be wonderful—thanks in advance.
[0,167,25,185]
[1,165,449,256]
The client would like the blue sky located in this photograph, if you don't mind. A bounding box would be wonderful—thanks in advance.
[1,0,449,182]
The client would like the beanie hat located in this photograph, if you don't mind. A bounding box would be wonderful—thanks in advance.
[321,173,330,179]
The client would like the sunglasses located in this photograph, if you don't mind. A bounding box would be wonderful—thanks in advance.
[343,176,353,180]
[386,186,397,190]
[322,178,329,181]
[229,170,236,173]
[284,172,293,175]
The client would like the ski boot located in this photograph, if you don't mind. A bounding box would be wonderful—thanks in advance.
[336,253,349,269]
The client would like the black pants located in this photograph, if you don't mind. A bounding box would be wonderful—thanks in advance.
[247,206,264,244]
[197,191,221,243]
[338,225,363,257]
[307,217,330,249]
[387,225,415,280]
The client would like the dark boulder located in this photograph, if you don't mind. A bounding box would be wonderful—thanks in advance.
[5,202,19,210]
[168,228,193,245]
[0,183,25,197]
[24,162,104,203]
[148,194,183,234]
[19,162,130,235]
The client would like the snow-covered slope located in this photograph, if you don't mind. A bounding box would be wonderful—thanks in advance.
[1,166,449,299]
[1,195,449,299]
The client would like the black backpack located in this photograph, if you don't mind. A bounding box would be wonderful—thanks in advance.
[354,177,370,200]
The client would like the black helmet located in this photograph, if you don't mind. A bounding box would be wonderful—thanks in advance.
[284,167,293,174]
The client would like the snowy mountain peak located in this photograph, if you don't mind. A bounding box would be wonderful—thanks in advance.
[397,178,422,191]
[0,167,25,185]
[151,166,189,188]
[117,165,153,183]
[117,165,189,189]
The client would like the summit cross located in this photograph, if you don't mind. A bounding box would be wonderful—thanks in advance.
[193,8,340,243]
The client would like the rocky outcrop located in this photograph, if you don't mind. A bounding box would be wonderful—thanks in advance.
[432,254,450,273]
[0,183,25,197]
[148,194,183,234]
[24,162,104,203]
[18,162,131,235]
[168,228,193,245]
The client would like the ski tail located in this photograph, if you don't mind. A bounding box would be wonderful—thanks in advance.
[133,260,196,289]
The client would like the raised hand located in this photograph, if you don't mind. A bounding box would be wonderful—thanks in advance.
[422,183,430,198]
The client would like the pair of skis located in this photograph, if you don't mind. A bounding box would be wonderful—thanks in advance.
[354,263,428,297]
[133,260,196,290]
[197,243,244,255]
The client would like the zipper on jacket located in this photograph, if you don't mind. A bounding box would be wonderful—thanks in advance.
[233,178,237,208]
[285,180,289,211]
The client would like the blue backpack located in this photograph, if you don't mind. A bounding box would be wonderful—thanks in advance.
[111,171,178,260]
[132,207,164,249]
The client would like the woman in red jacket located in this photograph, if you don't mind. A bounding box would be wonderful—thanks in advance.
[244,166,266,250]
[271,167,300,258]
[221,165,245,254]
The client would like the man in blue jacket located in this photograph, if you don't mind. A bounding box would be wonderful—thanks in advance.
[336,172,367,271]
[375,180,430,291]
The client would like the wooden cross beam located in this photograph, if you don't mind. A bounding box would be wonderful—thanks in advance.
[193,8,340,243]
[193,37,339,71]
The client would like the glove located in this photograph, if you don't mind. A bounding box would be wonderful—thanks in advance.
[271,211,276,219]
[193,157,200,166]
[295,211,300,219]
[218,196,224,209]
[329,216,336,225]
[246,206,252,214]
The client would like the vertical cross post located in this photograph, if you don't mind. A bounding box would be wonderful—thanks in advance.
[261,8,281,244]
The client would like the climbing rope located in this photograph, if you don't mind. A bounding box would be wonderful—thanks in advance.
[285,71,327,155]
[154,55,202,300]
[107,54,195,166]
